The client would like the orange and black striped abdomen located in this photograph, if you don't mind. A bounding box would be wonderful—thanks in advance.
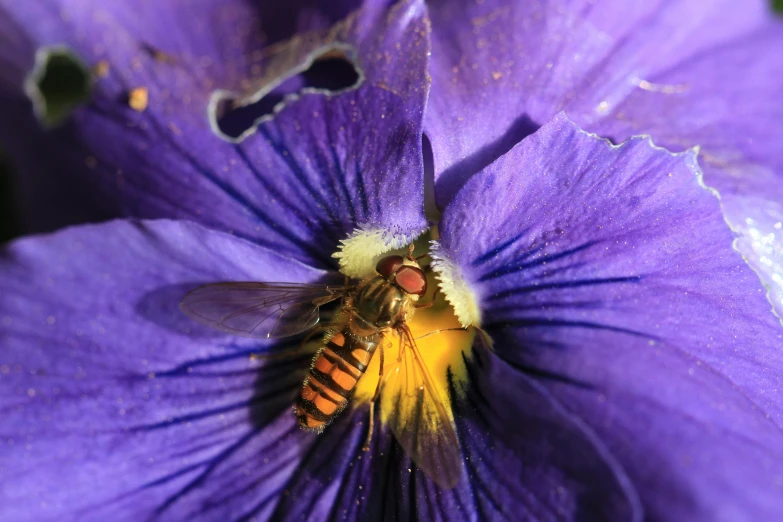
[295,331,380,431]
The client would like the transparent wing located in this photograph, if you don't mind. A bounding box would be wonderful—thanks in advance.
[381,326,463,488]
[180,282,351,339]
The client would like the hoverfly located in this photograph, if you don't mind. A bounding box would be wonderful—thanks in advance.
[180,247,463,488]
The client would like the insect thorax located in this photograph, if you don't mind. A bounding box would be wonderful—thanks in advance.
[351,275,407,332]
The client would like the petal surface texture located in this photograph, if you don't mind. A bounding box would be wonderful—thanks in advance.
[0,0,430,267]
[279,350,643,521]
[0,218,641,521]
[0,219,348,520]
[425,0,783,315]
[435,114,783,521]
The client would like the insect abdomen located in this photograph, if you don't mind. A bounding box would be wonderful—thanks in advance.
[295,331,379,431]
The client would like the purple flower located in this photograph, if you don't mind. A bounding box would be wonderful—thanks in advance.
[424,0,783,317]
[1,1,783,521]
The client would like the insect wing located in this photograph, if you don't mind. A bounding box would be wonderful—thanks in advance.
[381,328,463,488]
[180,282,349,339]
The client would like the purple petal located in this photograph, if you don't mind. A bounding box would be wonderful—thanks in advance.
[0,0,430,264]
[0,219,336,520]
[435,114,783,520]
[427,346,641,521]
[425,0,772,202]
[0,217,638,520]
[267,344,642,520]
[425,0,783,314]
[0,0,282,229]
[586,23,783,317]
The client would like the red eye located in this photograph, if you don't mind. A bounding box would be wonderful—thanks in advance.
[375,255,404,278]
[394,266,427,296]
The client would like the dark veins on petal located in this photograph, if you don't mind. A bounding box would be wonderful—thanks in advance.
[0,0,429,261]
[436,114,783,520]
[0,220,343,520]
[134,346,310,519]
[423,0,783,315]
[446,347,641,521]
[3,218,478,520]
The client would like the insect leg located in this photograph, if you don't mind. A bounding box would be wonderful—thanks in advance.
[363,402,375,452]
[397,328,405,363]
[363,343,385,451]
[412,325,494,352]
[413,326,469,341]
[371,341,385,403]
[341,275,349,308]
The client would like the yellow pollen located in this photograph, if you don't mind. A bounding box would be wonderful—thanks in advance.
[128,87,148,111]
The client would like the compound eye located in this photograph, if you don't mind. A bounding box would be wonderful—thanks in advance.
[375,255,405,278]
[394,266,427,296]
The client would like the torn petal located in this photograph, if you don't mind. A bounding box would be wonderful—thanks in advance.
[0,0,431,262]
[436,112,783,520]
[424,0,783,316]
[425,0,773,207]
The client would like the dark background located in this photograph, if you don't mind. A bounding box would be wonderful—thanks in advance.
[0,151,15,242]
[1,1,782,243]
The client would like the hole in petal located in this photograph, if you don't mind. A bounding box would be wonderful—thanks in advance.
[24,46,91,127]
[213,48,361,141]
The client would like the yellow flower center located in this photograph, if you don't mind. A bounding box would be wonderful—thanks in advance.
[352,272,475,422]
